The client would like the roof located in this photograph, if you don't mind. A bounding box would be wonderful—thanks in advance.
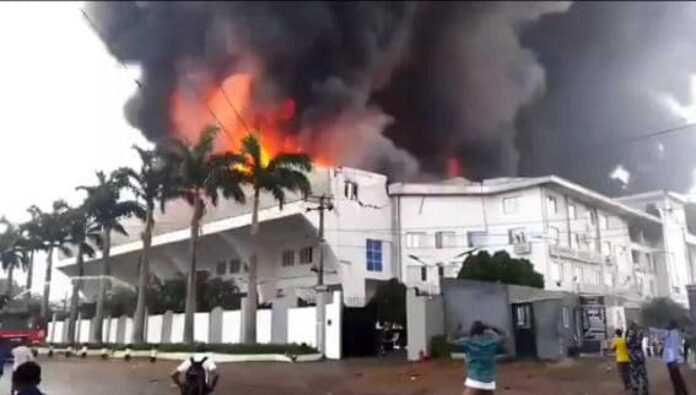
[618,190,689,205]
[389,175,661,224]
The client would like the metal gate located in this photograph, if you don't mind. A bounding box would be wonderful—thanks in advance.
[511,303,537,358]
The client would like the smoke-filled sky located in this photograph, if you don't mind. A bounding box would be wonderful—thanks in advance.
[82,1,696,194]
[5,1,696,298]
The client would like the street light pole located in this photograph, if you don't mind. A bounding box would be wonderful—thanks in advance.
[307,194,333,358]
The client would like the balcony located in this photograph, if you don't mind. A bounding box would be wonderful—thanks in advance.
[549,245,603,264]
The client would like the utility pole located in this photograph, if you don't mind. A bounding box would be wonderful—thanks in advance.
[307,194,333,357]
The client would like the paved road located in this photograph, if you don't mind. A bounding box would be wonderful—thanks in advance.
[3,355,694,395]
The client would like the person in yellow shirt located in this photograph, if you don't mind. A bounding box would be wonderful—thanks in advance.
[612,328,631,391]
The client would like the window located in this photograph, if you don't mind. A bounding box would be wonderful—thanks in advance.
[574,266,581,283]
[216,261,227,276]
[562,307,570,329]
[551,262,562,283]
[437,264,445,278]
[435,231,456,249]
[503,196,519,215]
[366,239,383,272]
[568,202,577,219]
[603,241,612,255]
[300,247,313,264]
[229,259,241,274]
[344,181,359,200]
[420,266,427,282]
[573,233,582,250]
[631,250,640,265]
[600,214,609,230]
[548,227,560,245]
[509,228,527,245]
[282,250,295,267]
[405,232,426,248]
[588,210,597,226]
[514,305,532,329]
[645,253,652,272]
[592,270,601,285]
[467,231,488,248]
[546,195,558,214]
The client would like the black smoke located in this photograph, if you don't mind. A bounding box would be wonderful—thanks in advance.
[86,1,569,181]
[519,2,696,195]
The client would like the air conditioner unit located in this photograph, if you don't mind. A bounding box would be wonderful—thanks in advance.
[513,242,532,255]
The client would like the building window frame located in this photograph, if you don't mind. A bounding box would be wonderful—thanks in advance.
[229,259,241,274]
[502,196,520,215]
[547,194,558,214]
[216,261,227,276]
[344,180,359,200]
[405,232,426,248]
[299,247,313,264]
[435,231,456,249]
[366,239,383,272]
[281,250,295,267]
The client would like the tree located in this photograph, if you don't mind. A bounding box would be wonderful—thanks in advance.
[0,218,30,298]
[21,207,46,305]
[457,250,544,288]
[64,206,100,344]
[370,279,406,327]
[200,277,242,311]
[641,297,691,328]
[119,145,176,344]
[165,126,246,344]
[78,171,145,344]
[36,200,71,319]
[237,133,312,344]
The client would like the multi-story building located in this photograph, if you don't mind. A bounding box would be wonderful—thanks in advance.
[389,176,665,305]
[56,169,691,310]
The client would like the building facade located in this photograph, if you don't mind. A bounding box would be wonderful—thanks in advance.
[56,169,694,311]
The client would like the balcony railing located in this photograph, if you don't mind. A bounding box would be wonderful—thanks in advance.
[513,242,532,255]
[549,244,603,264]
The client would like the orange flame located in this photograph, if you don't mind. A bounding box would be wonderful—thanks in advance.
[170,72,331,167]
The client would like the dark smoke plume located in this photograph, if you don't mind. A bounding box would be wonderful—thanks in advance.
[519,2,696,194]
[86,1,569,181]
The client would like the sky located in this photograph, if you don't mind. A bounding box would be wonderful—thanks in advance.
[0,2,150,301]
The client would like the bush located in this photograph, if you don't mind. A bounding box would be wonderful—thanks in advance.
[430,335,453,359]
[44,342,318,355]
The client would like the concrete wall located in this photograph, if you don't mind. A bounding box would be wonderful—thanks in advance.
[406,288,444,361]
[441,279,514,345]
[47,291,343,359]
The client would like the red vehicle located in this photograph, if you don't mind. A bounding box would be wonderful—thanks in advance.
[0,311,46,359]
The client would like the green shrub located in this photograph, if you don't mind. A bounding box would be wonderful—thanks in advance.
[44,342,318,355]
[430,335,453,359]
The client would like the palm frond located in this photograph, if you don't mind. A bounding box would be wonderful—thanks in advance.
[267,153,312,173]
[241,133,262,166]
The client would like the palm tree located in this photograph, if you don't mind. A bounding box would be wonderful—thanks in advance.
[21,207,46,305]
[165,126,246,344]
[64,206,100,344]
[118,146,175,344]
[237,133,312,344]
[79,171,145,344]
[38,200,71,319]
[0,218,30,299]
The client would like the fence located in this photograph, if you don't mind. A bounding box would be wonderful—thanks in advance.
[47,291,342,359]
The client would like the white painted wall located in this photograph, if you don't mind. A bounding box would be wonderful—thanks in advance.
[78,320,90,343]
[147,315,163,344]
[256,310,272,344]
[108,318,118,344]
[124,318,133,344]
[324,291,342,360]
[170,314,184,343]
[194,312,209,343]
[287,307,316,346]
[221,311,241,343]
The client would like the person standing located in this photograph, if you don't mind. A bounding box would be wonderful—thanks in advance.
[450,321,505,395]
[664,320,689,395]
[626,322,650,395]
[611,328,631,391]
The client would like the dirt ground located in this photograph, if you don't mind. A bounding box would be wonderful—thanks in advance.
[5,355,695,394]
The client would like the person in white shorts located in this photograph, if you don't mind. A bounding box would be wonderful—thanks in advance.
[170,345,218,395]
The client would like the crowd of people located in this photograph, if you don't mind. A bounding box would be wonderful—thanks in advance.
[611,320,690,395]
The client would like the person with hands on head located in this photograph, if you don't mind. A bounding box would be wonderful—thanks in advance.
[450,321,506,395]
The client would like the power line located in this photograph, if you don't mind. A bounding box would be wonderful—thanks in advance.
[79,8,250,148]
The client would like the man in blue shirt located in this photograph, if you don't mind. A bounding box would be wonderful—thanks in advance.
[664,320,689,395]
[451,321,505,394]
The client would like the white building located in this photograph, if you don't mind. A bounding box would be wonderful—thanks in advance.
[56,168,693,325]
[58,167,394,308]
[389,176,665,305]
[618,191,696,305]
